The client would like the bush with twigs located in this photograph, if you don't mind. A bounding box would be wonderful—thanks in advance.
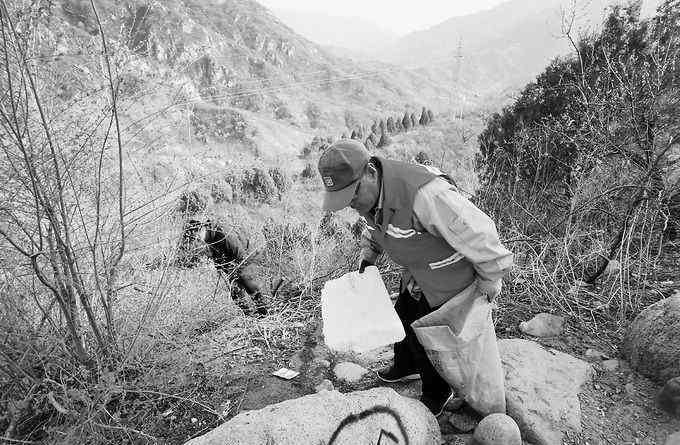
[0,1,139,441]
[475,2,680,321]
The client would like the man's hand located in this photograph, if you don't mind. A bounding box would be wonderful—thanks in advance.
[358,259,373,273]
[478,279,502,303]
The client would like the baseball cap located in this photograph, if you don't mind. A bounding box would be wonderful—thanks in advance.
[317,139,370,211]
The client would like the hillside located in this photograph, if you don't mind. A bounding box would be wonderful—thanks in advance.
[373,0,662,92]
[2,1,678,444]
[49,0,456,163]
[265,7,399,55]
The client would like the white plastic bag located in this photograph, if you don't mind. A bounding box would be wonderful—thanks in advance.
[322,266,405,353]
[411,281,506,416]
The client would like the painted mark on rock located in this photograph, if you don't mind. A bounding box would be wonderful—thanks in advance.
[327,405,409,445]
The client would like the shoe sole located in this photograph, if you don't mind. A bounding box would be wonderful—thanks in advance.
[376,372,421,383]
[432,391,455,417]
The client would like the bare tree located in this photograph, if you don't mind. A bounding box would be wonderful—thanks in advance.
[0,0,126,367]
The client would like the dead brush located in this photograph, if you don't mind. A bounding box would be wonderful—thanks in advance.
[491,191,673,339]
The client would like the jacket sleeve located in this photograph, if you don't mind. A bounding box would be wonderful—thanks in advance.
[413,179,513,299]
[359,223,383,264]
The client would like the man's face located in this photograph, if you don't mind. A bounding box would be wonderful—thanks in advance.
[349,166,379,215]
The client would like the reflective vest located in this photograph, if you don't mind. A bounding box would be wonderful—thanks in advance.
[366,158,476,308]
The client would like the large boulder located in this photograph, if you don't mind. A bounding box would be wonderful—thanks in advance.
[666,431,680,445]
[499,339,593,445]
[622,295,680,383]
[657,377,680,418]
[184,387,440,445]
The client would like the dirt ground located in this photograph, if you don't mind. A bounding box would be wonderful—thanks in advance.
[134,299,679,445]
[525,324,680,445]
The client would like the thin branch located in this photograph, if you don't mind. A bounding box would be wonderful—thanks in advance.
[90,0,125,269]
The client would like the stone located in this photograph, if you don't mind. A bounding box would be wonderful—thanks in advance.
[355,345,394,365]
[657,377,680,418]
[603,259,620,276]
[666,432,680,445]
[288,350,305,370]
[314,379,334,393]
[499,339,593,445]
[442,433,473,445]
[585,349,607,360]
[622,295,680,383]
[438,414,457,435]
[184,388,440,445]
[315,359,331,368]
[472,413,522,445]
[519,313,565,337]
[601,359,620,371]
[333,362,369,383]
[448,412,478,432]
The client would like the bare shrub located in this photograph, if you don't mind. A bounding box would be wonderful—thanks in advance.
[415,150,432,165]
[177,190,208,214]
[351,217,367,240]
[300,163,317,179]
[319,212,341,239]
[228,82,264,111]
[190,106,251,143]
[241,167,278,204]
[261,214,361,299]
[0,3,144,441]
[272,99,292,120]
[268,167,292,197]
[210,181,234,203]
[300,135,328,158]
[344,110,357,129]
[475,2,680,319]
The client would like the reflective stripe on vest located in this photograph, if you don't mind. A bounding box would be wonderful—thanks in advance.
[368,157,475,307]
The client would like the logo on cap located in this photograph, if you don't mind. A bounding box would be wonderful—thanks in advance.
[323,176,334,187]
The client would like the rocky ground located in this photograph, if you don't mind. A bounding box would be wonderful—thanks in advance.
[129,291,679,445]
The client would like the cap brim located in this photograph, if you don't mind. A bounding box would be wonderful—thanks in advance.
[322,180,359,212]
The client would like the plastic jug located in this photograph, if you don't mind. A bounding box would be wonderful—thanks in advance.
[321,266,405,353]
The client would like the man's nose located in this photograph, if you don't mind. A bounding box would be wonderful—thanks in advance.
[349,197,359,210]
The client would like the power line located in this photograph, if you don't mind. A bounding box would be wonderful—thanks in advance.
[122,55,471,135]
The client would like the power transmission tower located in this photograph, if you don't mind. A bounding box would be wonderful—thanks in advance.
[450,37,464,119]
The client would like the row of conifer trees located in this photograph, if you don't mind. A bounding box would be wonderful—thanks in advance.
[342,106,435,149]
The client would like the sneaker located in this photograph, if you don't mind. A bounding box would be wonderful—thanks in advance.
[235,300,252,316]
[252,293,268,316]
[420,388,454,417]
[376,365,420,383]
[254,304,268,316]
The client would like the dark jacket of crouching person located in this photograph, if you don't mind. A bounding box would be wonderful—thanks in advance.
[183,219,268,316]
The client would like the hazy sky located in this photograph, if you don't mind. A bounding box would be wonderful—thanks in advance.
[257,0,509,34]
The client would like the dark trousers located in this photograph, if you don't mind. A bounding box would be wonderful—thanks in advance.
[393,287,450,398]
[217,264,266,314]
[217,263,261,296]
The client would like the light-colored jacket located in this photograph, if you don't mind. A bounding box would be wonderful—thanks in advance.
[361,163,513,302]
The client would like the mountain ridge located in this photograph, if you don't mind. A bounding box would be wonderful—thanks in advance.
[369,0,662,92]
